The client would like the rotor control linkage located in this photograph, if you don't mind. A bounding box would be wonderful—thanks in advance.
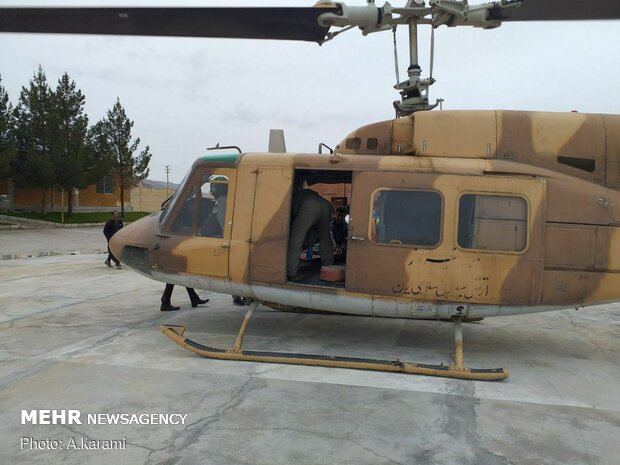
[160,304,509,381]
[318,1,522,31]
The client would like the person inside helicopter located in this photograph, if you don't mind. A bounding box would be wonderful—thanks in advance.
[198,176,228,238]
[331,206,348,262]
[287,188,334,280]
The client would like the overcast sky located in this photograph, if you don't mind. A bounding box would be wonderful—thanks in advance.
[1,0,619,183]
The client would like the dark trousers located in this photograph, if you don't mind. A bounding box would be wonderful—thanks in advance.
[107,242,120,265]
[287,195,334,277]
[161,284,200,305]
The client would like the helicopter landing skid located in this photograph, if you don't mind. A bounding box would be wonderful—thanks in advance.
[160,303,508,382]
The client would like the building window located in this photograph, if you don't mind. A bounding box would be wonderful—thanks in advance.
[457,194,527,252]
[371,189,442,247]
[96,176,114,194]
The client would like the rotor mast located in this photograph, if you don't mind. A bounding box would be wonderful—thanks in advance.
[319,0,521,116]
[393,14,438,116]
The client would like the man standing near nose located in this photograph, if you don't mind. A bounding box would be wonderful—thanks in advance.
[103,211,123,268]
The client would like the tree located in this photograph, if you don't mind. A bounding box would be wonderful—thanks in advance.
[0,75,14,179]
[91,98,151,216]
[13,66,56,216]
[51,73,100,216]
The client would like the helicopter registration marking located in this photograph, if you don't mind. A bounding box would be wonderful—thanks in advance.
[391,279,490,300]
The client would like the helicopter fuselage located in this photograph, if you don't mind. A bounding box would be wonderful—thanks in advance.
[111,109,620,320]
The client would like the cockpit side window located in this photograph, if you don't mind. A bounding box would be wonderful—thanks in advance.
[162,168,234,238]
[197,175,229,238]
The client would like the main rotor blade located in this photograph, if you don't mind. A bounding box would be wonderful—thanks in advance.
[489,0,620,22]
[0,7,338,43]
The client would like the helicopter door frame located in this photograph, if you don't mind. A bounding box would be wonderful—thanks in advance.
[346,171,545,306]
[157,166,237,278]
[249,166,294,283]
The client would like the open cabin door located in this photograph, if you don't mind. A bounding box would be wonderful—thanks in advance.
[157,167,237,278]
[346,171,545,306]
[249,166,294,283]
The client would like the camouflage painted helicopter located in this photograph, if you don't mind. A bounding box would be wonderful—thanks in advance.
[3,0,620,380]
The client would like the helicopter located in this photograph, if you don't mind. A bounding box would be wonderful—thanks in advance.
[2,1,620,381]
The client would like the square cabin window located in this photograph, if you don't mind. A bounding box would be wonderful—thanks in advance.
[372,190,442,247]
[458,194,527,252]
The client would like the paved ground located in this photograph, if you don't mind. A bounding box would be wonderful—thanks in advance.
[0,225,107,259]
[0,228,619,464]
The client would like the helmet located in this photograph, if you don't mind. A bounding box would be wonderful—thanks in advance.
[209,175,228,198]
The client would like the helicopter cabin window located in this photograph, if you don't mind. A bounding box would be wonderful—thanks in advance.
[371,189,442,247]
[345,137,361,150]
[366,138,378,150]
[197,174,229,239]
[457,194,527,252]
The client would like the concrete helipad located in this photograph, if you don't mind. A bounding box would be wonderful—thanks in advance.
[0,232,619,464]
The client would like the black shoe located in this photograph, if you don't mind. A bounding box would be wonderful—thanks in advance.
[160,303,180,312]
[233,296,244,306]
[191,298,209,308]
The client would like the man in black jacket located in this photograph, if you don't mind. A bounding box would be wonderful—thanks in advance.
[103,211,123,268]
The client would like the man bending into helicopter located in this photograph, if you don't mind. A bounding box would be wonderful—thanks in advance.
[287,188,334,280]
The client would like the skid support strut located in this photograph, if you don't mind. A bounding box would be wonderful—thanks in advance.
[160,303,509,381]
[453,316,465,371]
[229,301,257,353]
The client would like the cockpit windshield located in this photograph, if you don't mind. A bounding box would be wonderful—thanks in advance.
[159,171,191,225]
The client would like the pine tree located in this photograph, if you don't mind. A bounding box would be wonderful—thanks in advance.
[90,98,151,216]
[13,66,56,216]
[0,75,14,179]
[52,73,97,216]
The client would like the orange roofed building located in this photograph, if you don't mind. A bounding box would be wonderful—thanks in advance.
[0,176,131,212]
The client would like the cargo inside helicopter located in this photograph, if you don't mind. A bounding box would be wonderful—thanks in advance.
[2,0,620,380]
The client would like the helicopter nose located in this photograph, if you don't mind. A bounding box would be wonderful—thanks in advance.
[109,213,161,277]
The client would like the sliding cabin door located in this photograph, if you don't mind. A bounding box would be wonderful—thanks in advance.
[346,171,545,306]
[249,167,294,283]
[158,167,237,278]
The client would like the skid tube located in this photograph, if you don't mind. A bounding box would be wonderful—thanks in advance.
[160,303,509,381]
